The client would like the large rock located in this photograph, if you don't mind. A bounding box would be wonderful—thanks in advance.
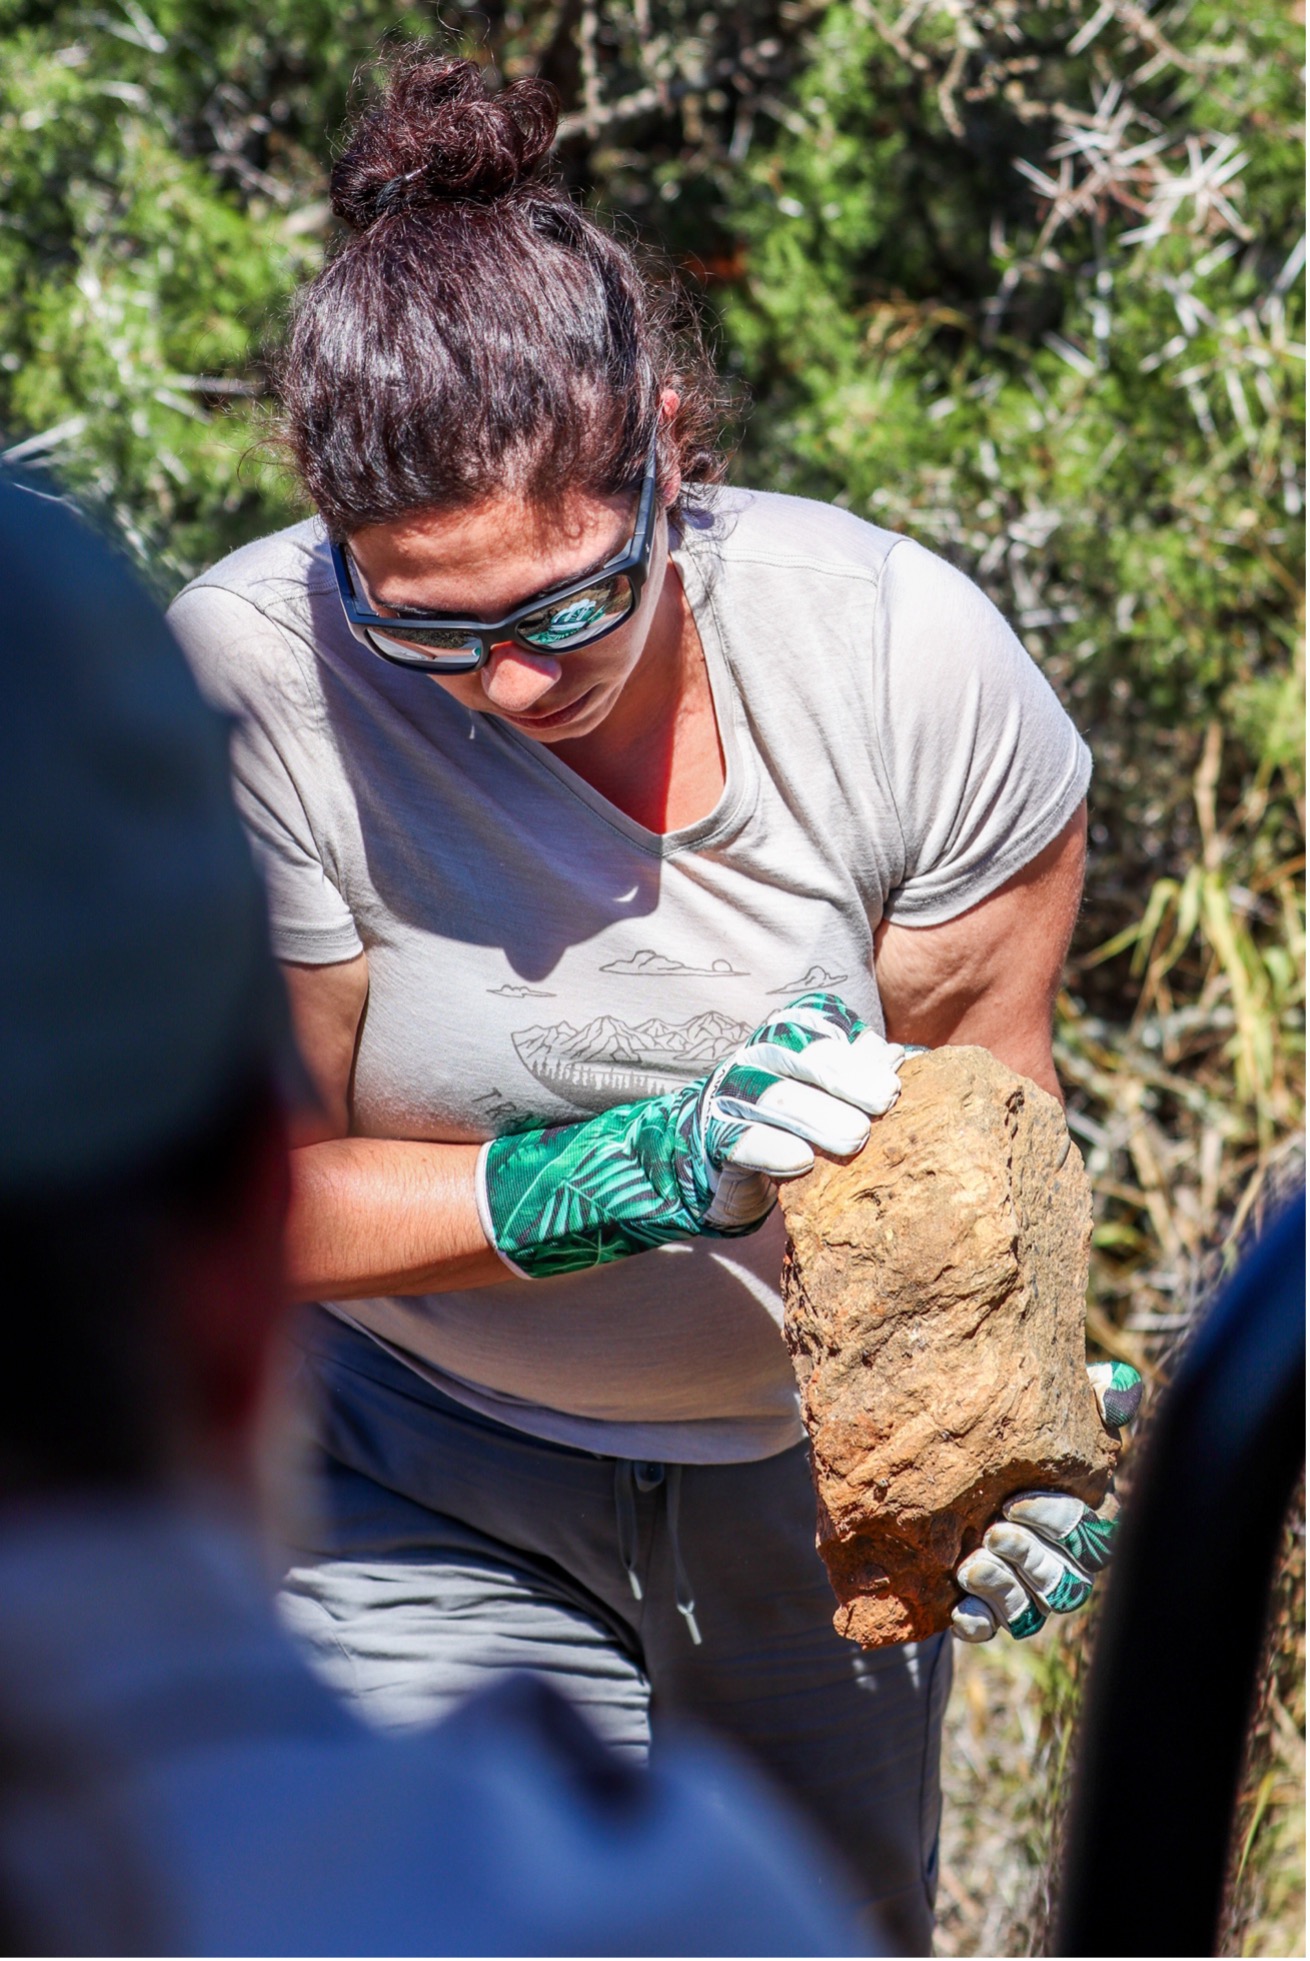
[779,1046,1118,1648]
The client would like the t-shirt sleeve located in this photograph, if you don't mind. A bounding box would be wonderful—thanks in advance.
[167,585,364,965]
[871,537,1091,925]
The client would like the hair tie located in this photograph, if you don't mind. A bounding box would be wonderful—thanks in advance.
[375,166,424,215]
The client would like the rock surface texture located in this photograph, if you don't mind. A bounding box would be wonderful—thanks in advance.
[779,1046,1119,1648]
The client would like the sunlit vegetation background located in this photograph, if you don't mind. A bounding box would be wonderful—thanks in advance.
[2,1,1303,1949]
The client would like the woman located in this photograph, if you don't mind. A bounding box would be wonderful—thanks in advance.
[171,51,1136,1951]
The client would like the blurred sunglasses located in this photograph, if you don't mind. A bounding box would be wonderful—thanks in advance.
[331,433,661,674]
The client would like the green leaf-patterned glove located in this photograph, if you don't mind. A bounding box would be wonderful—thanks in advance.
[477,991,906,1280]
[951,1361,1144,1643]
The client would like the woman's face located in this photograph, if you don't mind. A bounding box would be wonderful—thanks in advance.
[345,475,678,746]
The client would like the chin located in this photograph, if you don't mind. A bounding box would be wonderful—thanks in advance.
[536,688,617,742]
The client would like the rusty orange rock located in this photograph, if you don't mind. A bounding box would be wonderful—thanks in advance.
[779,1046,1119,1648]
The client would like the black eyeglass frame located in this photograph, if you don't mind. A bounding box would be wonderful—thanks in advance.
[330,432,662,675]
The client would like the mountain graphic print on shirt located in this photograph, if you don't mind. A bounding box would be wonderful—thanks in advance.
[511,1010,754,1103]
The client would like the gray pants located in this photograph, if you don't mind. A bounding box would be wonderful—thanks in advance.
[280,1312,950,1954]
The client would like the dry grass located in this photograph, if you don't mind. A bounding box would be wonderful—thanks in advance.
[935,1495,1307,1958]
[1221,1486,1307,1959]
[934,706,1305,1956]
[935,1640,1061,1957]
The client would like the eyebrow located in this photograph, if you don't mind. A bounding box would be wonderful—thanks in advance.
[376,535,628,623]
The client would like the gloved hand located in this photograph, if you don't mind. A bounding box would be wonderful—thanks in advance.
[951,1361,1144,1643]
[478,991,905,1280]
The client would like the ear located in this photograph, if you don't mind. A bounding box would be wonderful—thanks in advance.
[658,388,682,507]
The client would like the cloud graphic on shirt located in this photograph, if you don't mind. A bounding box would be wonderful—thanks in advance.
[487,983,556,997]
[600,949,746,978]
[769,964,850,995]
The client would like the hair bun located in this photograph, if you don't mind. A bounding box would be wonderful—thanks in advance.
[331,54,559,229]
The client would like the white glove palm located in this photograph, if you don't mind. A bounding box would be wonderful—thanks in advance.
[698,993,906,1227]
[951,1361,1144,1642]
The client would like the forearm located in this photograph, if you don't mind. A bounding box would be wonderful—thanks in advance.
[287,1138,503,1299]
[882,992,1062,1103]
[875,807,1087,1107]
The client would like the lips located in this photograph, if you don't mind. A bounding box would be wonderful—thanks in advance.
[499,684,599,732]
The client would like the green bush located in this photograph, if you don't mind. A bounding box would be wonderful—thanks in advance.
[0,0,445,585]
[716,1,1303,932]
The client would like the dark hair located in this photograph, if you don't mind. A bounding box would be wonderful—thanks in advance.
[279,49,730,538]
[0,1072,281,1496]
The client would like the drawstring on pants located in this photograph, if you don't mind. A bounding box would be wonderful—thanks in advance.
[614,1460,642,1602]
[664,1466,702,1645]
[613,1460,702,1645]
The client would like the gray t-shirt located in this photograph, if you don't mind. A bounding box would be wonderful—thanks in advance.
[170,489,1091,1463]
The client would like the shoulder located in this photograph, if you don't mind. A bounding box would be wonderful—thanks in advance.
[167,519,335,716]
[173,516,334,619]
[686,491,1010,627]
[678,486,904,588]
[876,530,1011,619]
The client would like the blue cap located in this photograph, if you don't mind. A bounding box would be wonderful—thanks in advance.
[0,479,307,1189]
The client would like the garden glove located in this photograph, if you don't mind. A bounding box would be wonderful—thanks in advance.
[478,990,905,1280]
[950,1361,1144,1642]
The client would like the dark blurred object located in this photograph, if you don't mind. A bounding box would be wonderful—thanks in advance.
[0,478,305,1191]
[1055,1191,1306,1959]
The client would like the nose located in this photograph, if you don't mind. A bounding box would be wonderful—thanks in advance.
[480,642,563,713]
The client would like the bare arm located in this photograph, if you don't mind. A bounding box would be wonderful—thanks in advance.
[874,805,1087,1103]
[283,955,502,1300]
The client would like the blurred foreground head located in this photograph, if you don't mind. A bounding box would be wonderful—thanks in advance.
[0,481,300,1494]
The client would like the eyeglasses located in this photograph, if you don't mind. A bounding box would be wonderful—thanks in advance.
[330,433,661,675]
